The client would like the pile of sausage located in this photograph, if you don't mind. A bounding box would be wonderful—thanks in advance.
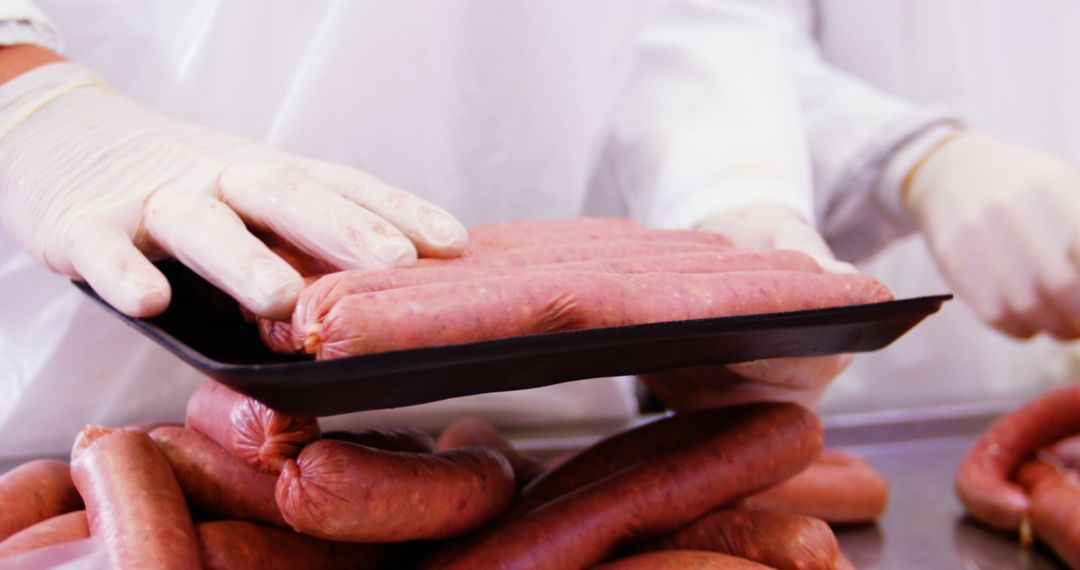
[252,218,894,359]
[956,383,1080,569]
[0,380,891,569]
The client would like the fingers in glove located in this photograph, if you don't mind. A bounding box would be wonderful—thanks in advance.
[219,164,417,270]
[67,224,171,318]
[932,222,1010,330]
[993,207,1078,339]
[143,191,303,319]
[301,159,468,258]
[725,354,854,391]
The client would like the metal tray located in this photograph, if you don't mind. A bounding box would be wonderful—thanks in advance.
[74,262,951,416]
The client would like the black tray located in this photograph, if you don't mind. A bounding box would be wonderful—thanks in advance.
[75,262,951,416]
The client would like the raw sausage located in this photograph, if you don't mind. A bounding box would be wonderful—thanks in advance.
[323,427,436,453]
[197,520,390,570]
[150,426,285,526]
[740,449,889,524]
[1027,470,1080,569]
[1046,434,1080,469]
[426,403,822,570]
[70,426,201,569]
[414,240,726,269]
[185,380,320,473]
[437,417,546,488]
[631,509,839,570]
[0,511,88,558]
[956,384,1080,531]
[1015,457,1080,566]
[0,459,81,542]
[276,439,514,541]
[592,550,773,570]
[511,410,747,521]
[290,249,823,354]
[314,270,892,359]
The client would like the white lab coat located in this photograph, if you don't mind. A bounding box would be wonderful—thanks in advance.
[0,0,844,457]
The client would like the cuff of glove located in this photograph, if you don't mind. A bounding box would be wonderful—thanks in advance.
[0,61,103,141]
[654,177,815,230]
[877,120,964,227]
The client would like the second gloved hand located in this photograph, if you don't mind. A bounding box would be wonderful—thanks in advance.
[640,201,857,411]
[0,60,468,319]
[905,131,1080,339]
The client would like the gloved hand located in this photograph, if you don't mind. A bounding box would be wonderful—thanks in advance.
[640,201,856,411]
[0,60,468,319]
[696,201,857,275]
[905,131,1080,339]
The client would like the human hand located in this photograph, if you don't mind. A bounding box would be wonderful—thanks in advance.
[641,201,856,411]
[0,59,468,319]
[696,201,856,275]
[904,131,1080,339]
[640,354,853,411]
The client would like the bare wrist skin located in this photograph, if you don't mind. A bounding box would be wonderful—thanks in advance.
[0,44,64,85]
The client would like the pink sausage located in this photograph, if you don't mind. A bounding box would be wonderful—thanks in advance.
[185,380,320,473]
[70,426,201,569]
[0,460,81,542]
[0,511,89,558]
[313,270,892,359]
[289,249,823,355]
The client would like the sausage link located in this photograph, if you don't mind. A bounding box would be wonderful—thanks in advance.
[437,417,546,488]
[956,384,1080,532]
[740,449,888,524]
[276,440,514,541]
[322,427,436,453]
[510,410,742,521]
[71,426,201,569]
[150,426,286,526]
[185,380,320,473]
[314,270,891,359]
[1019,463,1080,568]
[1045,434,1080,469]
[631,509,838,570]
[197,520,391,570]
[425,403,822,570]
[0,459,81,542]
[0,511,88,558]
[592,550,773,570]
[292,249,822,354]
[414,240,726,270]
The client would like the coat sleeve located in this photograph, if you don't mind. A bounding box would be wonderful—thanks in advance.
[0,1,62,51]
[600,0,814,229]
[786,8,960,261]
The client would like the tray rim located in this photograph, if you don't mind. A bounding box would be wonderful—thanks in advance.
[74,279,952,376]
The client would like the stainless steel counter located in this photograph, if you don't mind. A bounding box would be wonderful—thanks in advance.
[0,405,1069,569]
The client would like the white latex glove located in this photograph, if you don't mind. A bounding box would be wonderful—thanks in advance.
[0,62,468,319]
[905,131,1080,339]
[696,201,857,275]
[640,200,857,411]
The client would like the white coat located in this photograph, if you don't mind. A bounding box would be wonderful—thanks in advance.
[0,0,973,457]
